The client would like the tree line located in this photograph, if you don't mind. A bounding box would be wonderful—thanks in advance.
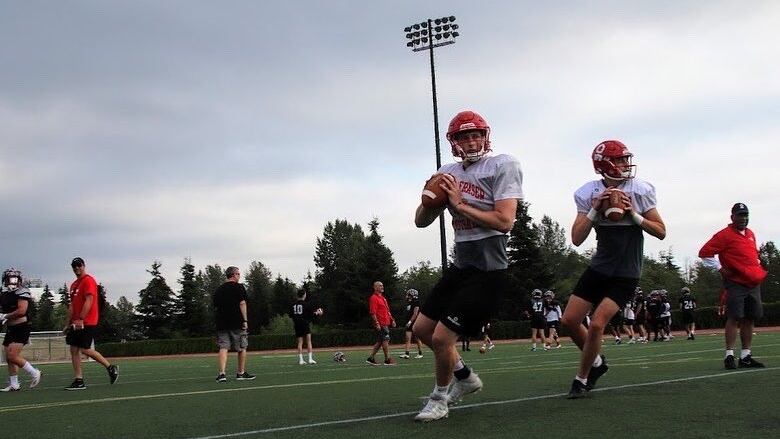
[27,203,780,341]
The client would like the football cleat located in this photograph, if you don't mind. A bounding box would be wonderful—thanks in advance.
[299,359,307,365]
[365,357,378,366]
[414,393,449,422]
[446,372,483,405]
[399,353,411,359]
[724,355,737,370]
[415,353,424,359]
[585,355,609,391]
[30,370,42,388]
[567,379,588,399]
[215,373,227,383]
[738,355,765,368]
[107,365,118,385]
[307,359,317,365]
[383,358,397,366]
[0,384,20,392]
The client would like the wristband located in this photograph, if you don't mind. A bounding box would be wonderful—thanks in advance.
[632,211,644,225]
[586,208,598,222]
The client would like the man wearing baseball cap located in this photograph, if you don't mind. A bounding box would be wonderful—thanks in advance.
[64,257,118,390]
[699,203,767,369]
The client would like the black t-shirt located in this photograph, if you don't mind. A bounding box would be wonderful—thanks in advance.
[290,299,314,324]
[646,299,662,318]
[213,282,248,331]
[405,298,420,322]
[531,298,545,317]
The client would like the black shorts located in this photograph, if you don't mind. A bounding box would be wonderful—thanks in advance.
[66,325,97,349]
[635,312,646,325]
[682,311,695,325]
[294,321,311,338]
[420,267,507,337]
[3,323,31,346]
[573,267,638,309]
[610,312,623,327]
[531,315,547,330]
[724,280,763,320]
[624,318,635,326]
[376,326,390,343]
[546,320,560,330]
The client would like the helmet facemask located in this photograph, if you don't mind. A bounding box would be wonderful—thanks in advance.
[449,129,491,163]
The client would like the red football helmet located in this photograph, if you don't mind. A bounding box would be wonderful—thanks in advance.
[592,140,635,180]
[446,110,491,162]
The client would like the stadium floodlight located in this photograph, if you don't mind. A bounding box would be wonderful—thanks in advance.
[401,15,460,271]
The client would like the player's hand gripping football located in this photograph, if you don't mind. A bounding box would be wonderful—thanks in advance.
[438,173,464,209]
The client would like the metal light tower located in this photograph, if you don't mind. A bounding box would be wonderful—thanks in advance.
[403,15,460,271]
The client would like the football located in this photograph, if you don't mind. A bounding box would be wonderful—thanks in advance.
[604,190,626,222]
[421,173,450,209]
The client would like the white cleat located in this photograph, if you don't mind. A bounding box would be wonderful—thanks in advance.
[447,372,483,405]
[0,384,20,392]
[308,359,317,365]
[298,359,306,365]
[414,394,449,422]
[30,370,42,388]
[414,353,424,359]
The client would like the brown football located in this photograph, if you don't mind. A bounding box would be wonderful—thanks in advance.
[604,190,626,221]
[421,174,450,209]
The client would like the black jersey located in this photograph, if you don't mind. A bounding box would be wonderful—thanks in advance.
[405,298,421,322]
[290,299,314,324]
[0,287,32,318]
[679,295,696,311]
[646,298,662,318]
[531,298,545,317]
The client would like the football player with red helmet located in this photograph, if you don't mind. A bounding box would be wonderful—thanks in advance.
[413,110,523,421]
[561,140,666,399]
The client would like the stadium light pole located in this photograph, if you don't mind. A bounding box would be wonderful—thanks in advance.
[403,15,460,271]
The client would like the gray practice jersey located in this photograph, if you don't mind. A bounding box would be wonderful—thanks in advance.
[574,177,657,278]
[439,154,523,271]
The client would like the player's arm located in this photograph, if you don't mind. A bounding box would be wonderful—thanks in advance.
[627,206,666,240]
[239,300,248,331]
[571,190,613,246]
[415,203,447,228]
[438,174,517,232]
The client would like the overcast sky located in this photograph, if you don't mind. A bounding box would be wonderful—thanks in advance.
[2,1,778,303]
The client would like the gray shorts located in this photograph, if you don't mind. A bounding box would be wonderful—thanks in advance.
[216,330,249,351]
[724,280,763,320]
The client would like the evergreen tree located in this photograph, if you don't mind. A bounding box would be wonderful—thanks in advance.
[95,284,117,341]
[245,261,273,331]
[689,261,723,307]
[34,284,56,330]
[314,219,369,327]
[505,202,554,319]
[113,296,140,341]
[136,261,177,339]
[57,283,70,306]
[52,283,71,328]
[363,219,400,316]
[398,260,441,305]
[197,264,224,335]
[759,241,779,304]
[177,258,209,337]
[270,275,297,318]
[533,215,588,295]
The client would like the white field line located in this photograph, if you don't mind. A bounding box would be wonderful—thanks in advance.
[187,367,778,439]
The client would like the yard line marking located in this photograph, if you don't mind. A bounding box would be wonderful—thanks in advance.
[187,367,778,438]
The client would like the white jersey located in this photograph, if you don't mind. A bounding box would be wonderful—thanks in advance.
[623,303,635,320]
[545,305,562,322]
[574,177,657,278]
[439,154,524,243]
[660,302,671,318]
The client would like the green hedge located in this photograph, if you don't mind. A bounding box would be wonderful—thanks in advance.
[98,303,779,357]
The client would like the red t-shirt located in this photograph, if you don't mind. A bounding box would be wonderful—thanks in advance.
[699,225,767,287]
[368,292,393,326]
[70,274,99,326]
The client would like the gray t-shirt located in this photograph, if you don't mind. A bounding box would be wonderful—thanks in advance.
[439,154,524,271]
[574,177,657,278]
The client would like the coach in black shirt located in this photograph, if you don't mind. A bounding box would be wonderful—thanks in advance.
[213,266,255,382]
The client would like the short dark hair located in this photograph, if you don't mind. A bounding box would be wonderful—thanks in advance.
[225,266,240,278]
[297,289,307,299]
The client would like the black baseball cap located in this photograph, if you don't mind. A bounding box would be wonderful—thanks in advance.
[71,257,85,267]
[731,203,749,215]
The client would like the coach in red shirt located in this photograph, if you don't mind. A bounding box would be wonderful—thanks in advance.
[64,257,118,390]
[699,203,767,370]
[366,281,396,366]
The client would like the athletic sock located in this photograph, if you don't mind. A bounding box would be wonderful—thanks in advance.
[434,385,449,396]
[575,375,587,385]
[298,354,304,362]
[9,375,19,387]
[532,343,537,349]
[22,361,36,374]
[405,351,410,356]
[308,353,314,361]
[592,356,603,368]
[740,349,751,360]
[453,358,471,380]
[725,349,734,358]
